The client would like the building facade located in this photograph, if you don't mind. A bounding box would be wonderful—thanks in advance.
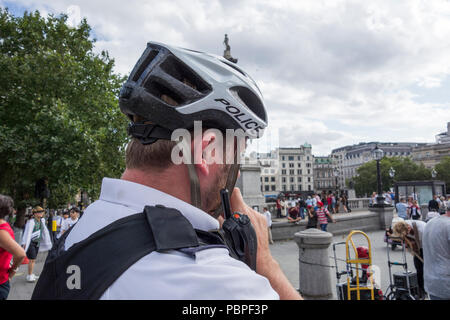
[331,142,426,192]
[313,156,336,194]
[412,122,450,168]
[255,143,314,199]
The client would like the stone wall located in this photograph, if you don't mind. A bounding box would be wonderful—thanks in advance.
[271,211,381,241]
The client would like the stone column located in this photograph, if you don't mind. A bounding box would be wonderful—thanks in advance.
[294,228,333,300]
[369,206,394,229]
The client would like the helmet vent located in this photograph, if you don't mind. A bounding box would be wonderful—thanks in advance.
[160,55,212,94]
[144,79,182,106]
[231,86,266,122]
[132,49,159,82]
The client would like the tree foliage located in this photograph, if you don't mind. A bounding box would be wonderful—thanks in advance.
[0,9,128,208]
[351,157,432,197]
[435,156,450,192]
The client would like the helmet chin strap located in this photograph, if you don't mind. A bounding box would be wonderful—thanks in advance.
[187,148,241,219]
[187,163,202,209]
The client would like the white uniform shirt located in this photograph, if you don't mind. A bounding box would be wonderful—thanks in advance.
[65,178,279,300]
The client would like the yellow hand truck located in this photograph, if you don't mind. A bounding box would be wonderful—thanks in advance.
[332,230,382,300]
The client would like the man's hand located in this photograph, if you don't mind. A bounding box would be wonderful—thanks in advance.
[229,187,302,300]
[229,188,271,273]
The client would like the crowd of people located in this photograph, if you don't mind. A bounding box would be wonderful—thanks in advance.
[0,194,81,299]
[387,194,450,300]
[268,192,348,233]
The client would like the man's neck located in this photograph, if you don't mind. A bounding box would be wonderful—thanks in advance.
[121,167,192,205]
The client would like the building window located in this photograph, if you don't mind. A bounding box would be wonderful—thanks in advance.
[282,169,286,175]
[264,177,269,182]
[289,163,294,168]
[282,163,286,168]
[289,170,295,175]
[282,185,287,191]
[308,185,311,191]
[298,185,302,191]
[271,185,276,191]
[282,177,286,183]
[297,156,301,160]
[282,156,285,160]
[265,185,269,191]
[298,163,302,167]
[307,169,311,174]
[271,177,275,182]
[290,177,294,183]
[297,177,302,182]
[297,169,302,175]
[290,185,295,191]
[288,156,294,161]
[308,177,311,182]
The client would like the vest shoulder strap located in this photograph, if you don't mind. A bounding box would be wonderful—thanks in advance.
[31,205,222,300]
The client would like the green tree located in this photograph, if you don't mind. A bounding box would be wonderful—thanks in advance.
[352,157,431,197]
[435,156,450,192]
[0,9,128,208]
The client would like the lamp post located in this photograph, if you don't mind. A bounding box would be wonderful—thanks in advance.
[333,168,339,195]
[372,145,385,206]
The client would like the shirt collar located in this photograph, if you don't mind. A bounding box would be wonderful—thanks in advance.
[99,177,219,231]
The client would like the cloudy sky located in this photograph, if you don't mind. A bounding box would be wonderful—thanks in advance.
[2,0,450,156]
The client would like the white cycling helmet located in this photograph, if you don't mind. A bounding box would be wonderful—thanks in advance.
[119,41,267,144]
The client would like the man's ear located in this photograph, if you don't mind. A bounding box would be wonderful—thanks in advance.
[191,130,219,177]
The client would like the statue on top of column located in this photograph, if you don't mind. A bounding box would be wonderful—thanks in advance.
[223,34,238,64]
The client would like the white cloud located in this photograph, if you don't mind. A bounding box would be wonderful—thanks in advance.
[3,0,450,156]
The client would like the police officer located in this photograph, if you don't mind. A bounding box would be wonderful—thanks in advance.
[35,42,302,300]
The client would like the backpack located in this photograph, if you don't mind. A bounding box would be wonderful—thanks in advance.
[31,205,226,300]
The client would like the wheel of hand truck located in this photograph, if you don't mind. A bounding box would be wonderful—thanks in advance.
[385,291,395,300]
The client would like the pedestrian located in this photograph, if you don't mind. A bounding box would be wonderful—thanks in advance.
[287,205,301,224]
[54,210,63,239]
[326,193,332,212]
[409,200,421,220]
[331,193,336,213]
[335,194,340,213]
[306,196,313,207]
[370,192,377,207]
[279,197,287,217]
[60,207,79,236]
[392,219,427,299]
[21,206,52,282]
[306,205,318,229]
[438,196,447,215]
[396,198,409,220]
[11,206,26,245]
[298,197,306,219]
[276,198,282,219]
[32,42,301,300]
[428,195,440,214]
[0,195,26,300]
[341,194,349,213]
[316,201,335,232]
[422,204,450,300]
[262,207,273,245]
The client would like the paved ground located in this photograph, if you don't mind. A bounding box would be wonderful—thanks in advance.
[269,229,416,299]
[8,222,417,300]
